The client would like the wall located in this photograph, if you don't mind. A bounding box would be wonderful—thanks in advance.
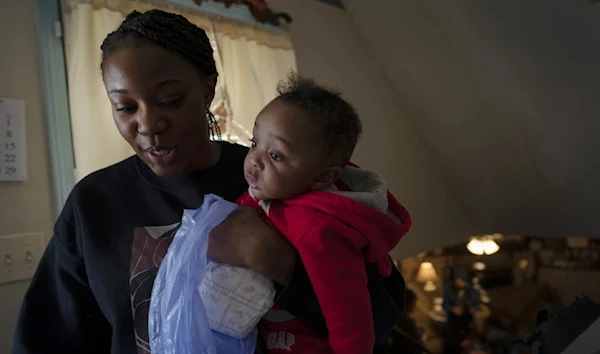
[0,0,56,351]
[538,268,600,304]
[270,0,477,258]
[343,0,600,239]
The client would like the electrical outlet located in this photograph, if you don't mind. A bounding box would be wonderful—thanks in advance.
[0,232,44,285]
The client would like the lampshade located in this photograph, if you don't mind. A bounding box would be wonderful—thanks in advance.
[415,262,438,283]
[467,237,500,255]
[483,240,500,255]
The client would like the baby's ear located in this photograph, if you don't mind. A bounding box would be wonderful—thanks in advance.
[312,166,342,190]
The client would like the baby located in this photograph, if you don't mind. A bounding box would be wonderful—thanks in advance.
[235,73,412,353]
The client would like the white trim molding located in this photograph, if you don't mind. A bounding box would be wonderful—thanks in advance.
[34,0,76,215]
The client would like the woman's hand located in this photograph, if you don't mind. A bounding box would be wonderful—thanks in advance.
[207,206,296,285]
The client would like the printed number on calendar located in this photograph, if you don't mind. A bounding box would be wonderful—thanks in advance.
[4,166,16,175]
[4,154,16,163]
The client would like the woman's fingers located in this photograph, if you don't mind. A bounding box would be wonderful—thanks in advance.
[207,206,296,284]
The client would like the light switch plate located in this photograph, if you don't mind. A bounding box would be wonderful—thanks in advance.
[0,232,44,285]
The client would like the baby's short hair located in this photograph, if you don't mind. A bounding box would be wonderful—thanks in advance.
[276,73,362,165]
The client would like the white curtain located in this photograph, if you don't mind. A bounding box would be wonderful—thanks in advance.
[211,22,297,143]
[60,0,296,180]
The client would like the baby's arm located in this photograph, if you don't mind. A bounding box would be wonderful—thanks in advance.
[296,220,374,354]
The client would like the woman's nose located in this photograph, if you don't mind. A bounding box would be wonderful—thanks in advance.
[136,107,167,136]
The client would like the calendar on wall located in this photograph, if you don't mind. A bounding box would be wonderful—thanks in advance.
[0,98,27,181]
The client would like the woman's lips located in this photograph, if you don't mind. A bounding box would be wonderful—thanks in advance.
[146,147,176,165]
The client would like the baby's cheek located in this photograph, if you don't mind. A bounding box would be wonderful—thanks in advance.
[263,177,289,200]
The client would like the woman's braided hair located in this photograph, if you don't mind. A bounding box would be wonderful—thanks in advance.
[100,9,220,139]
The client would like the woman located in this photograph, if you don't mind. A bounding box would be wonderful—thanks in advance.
[12,10,404,354]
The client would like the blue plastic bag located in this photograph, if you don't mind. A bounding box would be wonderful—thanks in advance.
[149,194,258,354]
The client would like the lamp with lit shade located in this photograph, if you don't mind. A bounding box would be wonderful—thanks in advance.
[416,261,439,292]
[467,236,500,255]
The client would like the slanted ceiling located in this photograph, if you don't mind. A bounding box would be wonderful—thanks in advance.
[343,1,600,240]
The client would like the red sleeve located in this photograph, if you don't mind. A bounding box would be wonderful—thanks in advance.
[296,220,374,354]
[235,191,257,207]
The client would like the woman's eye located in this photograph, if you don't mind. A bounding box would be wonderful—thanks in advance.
[161,96,182,105]
[115,106,136,114]
[270,152,282,161]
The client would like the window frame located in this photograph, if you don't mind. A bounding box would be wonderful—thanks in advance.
[34,0,75,216]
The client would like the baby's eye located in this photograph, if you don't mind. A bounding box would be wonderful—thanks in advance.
[270,152,282,161]
[249,138,257,148]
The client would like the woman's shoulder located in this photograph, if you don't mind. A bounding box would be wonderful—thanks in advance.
[220,141,249,161]
[77,155,137,184]
[208,141,249,199]
[70,156,140,202]
[212,141,249,175]
[54,156,140,255]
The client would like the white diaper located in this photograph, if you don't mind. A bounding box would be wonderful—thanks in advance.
[200,262,276,338]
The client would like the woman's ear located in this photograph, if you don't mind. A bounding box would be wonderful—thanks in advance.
[204,73,218,106]
[311,166,342,191]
